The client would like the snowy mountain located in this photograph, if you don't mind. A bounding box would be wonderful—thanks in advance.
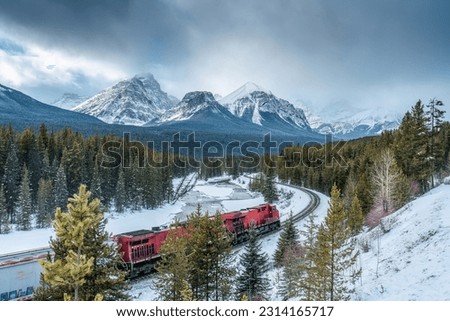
[299,101,401,139]
[151,91,229,123]
[51,93,90,110]
[147,91,270,135]
[73,73,176,126]
[220,82,311,133]
[0,83,104,131]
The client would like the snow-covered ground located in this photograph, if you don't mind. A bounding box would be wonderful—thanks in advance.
[355,184,450,300]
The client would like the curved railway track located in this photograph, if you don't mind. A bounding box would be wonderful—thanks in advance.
[231,178,321,250]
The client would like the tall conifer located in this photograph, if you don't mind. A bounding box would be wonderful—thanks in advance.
[37,185,128,301]
[235,223,271,300]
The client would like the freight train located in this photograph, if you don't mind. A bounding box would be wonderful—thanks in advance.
[112,203,280,278]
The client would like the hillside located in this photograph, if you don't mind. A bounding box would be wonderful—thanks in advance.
[355,183,450,300]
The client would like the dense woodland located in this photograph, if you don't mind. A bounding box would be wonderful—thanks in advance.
[0,98,449,301]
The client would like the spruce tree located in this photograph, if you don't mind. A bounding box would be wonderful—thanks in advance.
[0,185,10,234]
[262,169,279,203]
[426,99,446,187]
[2,142,21,222]
[61,143,83,194]
[235,223,271,300]
[410,101,430,192]
[114,167,126,213]
[187,208,234,301]
[54,164,68,211]
[37,185,128,301]
[36,178,54,228]
[17,166,33,231]
[348,195,364,235]
[90,159,102,202]
[312,184,361,301]
[273,213,300,268]
[277,246,303,300]
[298,211,319,300]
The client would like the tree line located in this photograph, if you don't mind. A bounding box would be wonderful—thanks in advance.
[277,99,448,224]
[0,125,181,234]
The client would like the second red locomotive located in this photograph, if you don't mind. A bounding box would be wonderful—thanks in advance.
[113,203,280,277]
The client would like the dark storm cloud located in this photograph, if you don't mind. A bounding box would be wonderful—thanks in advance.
[0,0,449,110]
[0,0,188,65]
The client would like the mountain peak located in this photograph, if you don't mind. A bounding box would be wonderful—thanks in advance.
[51,93,90,110]
[219,82,271,105]
[73,73,176,125]
[133,72,156,82]
[181,91,216,104]
[241,81,269,94]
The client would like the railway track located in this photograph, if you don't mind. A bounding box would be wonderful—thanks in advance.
[277,181,321,224]
[231,178,321,250]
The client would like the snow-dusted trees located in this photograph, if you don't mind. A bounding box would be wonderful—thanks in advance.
[249,171,279,204]
[273,213,300,268]
[17,167,32,231]
[235,223,271,300]
[54,164,69,211]
[114,167,126,213]
[1,142,20,223]
[36,178,53,228]
[36,185,128,301]
[0,185,10,234]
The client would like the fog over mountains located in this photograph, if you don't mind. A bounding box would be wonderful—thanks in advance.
[64,73,399,139]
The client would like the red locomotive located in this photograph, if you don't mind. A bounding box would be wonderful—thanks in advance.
[113,203,280,277]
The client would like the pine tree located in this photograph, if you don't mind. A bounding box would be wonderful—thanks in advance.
[61,143,83,194]
[410,101,430,192]
[36,178,54,228]
[235,223,271,300]
[17,167,33,231]
[348,195,364,235]
[311,184,361,301]
[187,207,235,301]
[208,212,235,300]
[114,167,126,213]
[277,246,303,300]
[154,225,192,301]
[273,213,300,268]
[90,159,102,202]
[298,211,319,300]
[1,142,21,222]
[426,99,446,187]
[262,169,279,203]
[54,164,68,211]
[0,185,10,234]
[37,185,128,301]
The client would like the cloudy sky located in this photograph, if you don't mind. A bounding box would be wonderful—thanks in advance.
[0,0,449,117]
